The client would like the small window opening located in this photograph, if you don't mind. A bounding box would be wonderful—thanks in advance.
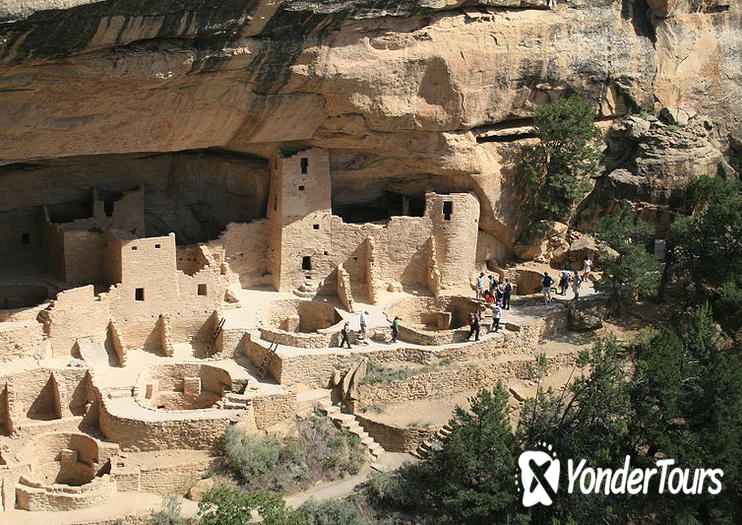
[273,195,278,210]
[104,200,115,217]
[135,288,145,301]
[313,224,320,230]
[443,201,453,221]
[301,256,312,271]
[155,243,161,249]
[131,246,138,251]
[197,284,207,296]
[298,185,305,191]
[300,157,309,174]
[21,233,30,245]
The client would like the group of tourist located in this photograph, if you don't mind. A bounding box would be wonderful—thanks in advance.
[469,273,515,342]
[339,311,400,349]
[542,256,592,304]
[476,272,514,311]
[339,257,595,348]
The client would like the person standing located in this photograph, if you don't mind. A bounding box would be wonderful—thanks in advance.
[542,272,554,304]
[490,303,502,333]
[582,257,593,281]
[390,316,401,343]
[503,278,513,310]
[339,322,352,349]
[476,272,486,300]
[572,271,583,302]
[466,311,481,342]
[488,274,498,293]
[359,310,369,341]
[559,269,570,296]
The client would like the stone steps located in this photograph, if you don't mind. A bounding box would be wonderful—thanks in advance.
[317,400,384,462]
[411,423,453,459]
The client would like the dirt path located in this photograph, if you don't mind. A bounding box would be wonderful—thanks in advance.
[0,492,198,525]
[284,452,414,508]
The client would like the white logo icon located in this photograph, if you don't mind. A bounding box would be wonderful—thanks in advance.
[519,443,560,507]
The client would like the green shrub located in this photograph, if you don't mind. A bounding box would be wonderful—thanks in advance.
[220,416,366,494]
[222,426,282,483]
[299,498,369,525]
[148,495,190,525]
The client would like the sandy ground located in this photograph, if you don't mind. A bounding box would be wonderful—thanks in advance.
[0,493,199,525]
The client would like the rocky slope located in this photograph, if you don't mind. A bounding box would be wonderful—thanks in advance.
[0,0,738,255]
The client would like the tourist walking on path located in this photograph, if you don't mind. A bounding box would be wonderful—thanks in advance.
[476,272,486,300]
[490,303,502,333]
[494,283,504,306]
[359,310,369,341]
[542,272,554,304]
[559,269,570,295]
[390,316,400,343]
[340,322,352,349]
[503,278,513,310]
[572,271,583,302]
[466,311,481,342]
[582,257,593,281]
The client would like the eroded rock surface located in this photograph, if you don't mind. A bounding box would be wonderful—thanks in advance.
[0,0,738,253]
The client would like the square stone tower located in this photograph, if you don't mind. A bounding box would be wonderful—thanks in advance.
[267,148,333,291]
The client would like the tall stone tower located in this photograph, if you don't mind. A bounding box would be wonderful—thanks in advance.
[266,148,333,292]
[428,192,480,289]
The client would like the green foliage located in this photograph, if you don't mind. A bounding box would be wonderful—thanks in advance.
[198,487,308,525]
[522,95,600,222]
[222,426,283,484]
[362,311,741,523]
[148,496,191,525]
[298,498,369,525]
[198,487,257,525]
[220,417,365,494]
[629,305,742,522]
[595,204,660,308]
[595,203,654,254]
[669,175,742,334]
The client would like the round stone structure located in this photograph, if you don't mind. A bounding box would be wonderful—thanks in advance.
[386,295,482,345]
[258,299,344,348]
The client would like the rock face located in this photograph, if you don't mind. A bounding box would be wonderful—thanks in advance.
[577,109,736,232]
[0,0,739,256]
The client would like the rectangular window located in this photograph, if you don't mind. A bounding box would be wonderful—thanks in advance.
[154,244,161,249]
[131,246,138,251]
[443,201,453,221]
[298,185,305,191]
[300,157,309,174]
[21,233,30,245]
[313,224,320,230]
[197,284,207,296]
[135,288,145,301]
[301,256,312,271]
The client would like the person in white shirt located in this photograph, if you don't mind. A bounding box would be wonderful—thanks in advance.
[359,311,369,342]
[582,257,593,281]
[475,272,486,300]
[490,303,502,333]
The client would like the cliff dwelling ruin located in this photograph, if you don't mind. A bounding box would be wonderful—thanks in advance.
[0,0,738,521]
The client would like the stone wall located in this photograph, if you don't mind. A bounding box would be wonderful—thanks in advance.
[353,352,578,410]
[252,392,298,430]
[98,400,238,452]
[250,309,566,388]
[15,475,117,511]
[355,414,438,453]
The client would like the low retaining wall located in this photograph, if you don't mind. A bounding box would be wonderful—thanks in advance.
[99,400,239,452]
[352,352,578,410]
[15,474,116,511]
[247,310,567,389]
[113,454,217,496]
[355,414,438,453]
